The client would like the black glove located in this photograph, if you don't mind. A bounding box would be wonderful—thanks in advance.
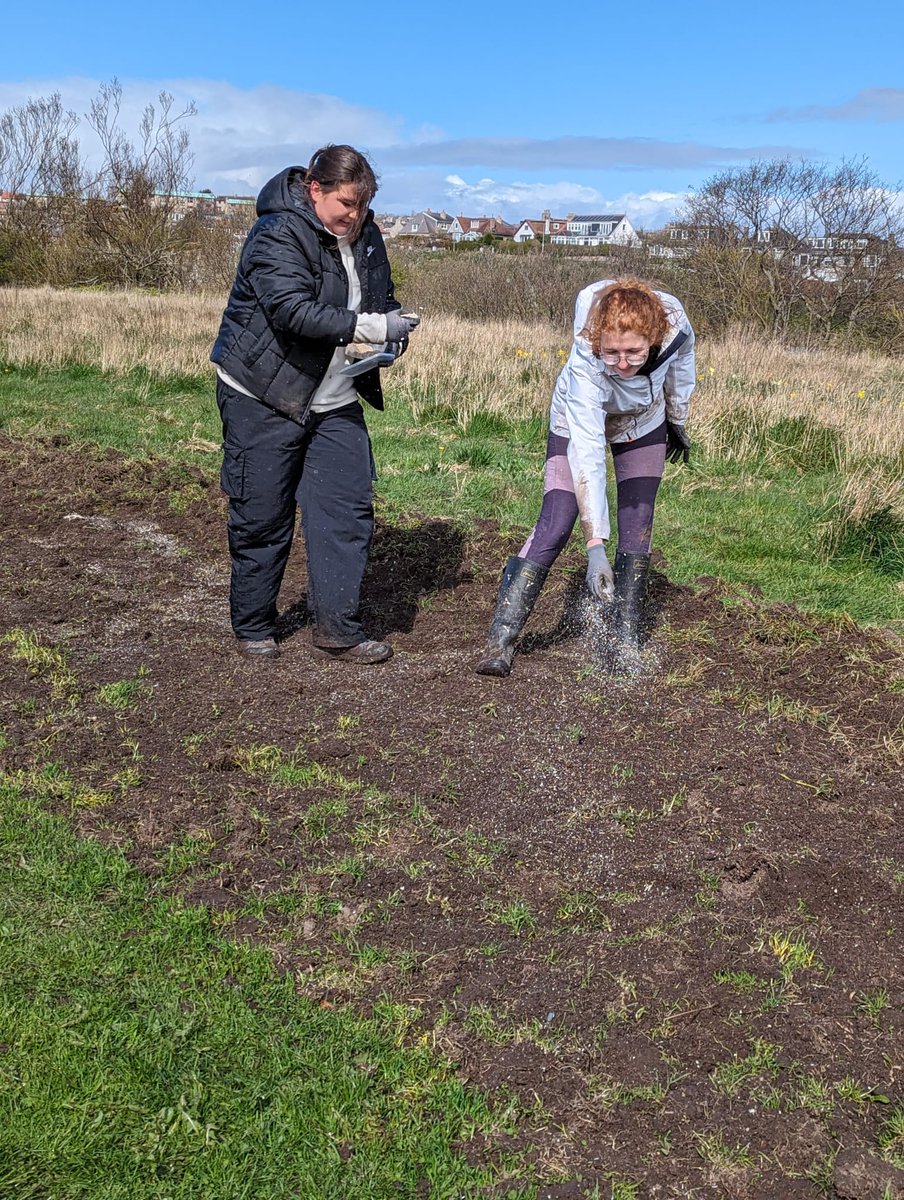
[385,310,420,342]
[665,421,691,465]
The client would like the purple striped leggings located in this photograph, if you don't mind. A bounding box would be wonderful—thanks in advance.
[518,421,667,567]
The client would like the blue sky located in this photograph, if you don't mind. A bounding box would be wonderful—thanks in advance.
[3,0,903,228]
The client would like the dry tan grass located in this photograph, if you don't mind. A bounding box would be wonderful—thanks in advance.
[1,287,902,470]
[0,286,222,378]
[391,313,567,422]
[688,328,904,466]
[393,317,904,468]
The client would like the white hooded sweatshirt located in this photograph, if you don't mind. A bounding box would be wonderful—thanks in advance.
[549,279,696,542]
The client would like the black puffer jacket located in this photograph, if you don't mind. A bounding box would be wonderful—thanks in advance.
[211,167,401,422]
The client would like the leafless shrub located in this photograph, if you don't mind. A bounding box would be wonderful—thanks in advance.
[0,80,258,291]
[390,244,672,331]
[189,206,258,292]
[82,80,201,288]
[0,93,85,283]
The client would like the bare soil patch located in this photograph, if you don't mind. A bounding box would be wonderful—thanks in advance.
[1,434,902,1199]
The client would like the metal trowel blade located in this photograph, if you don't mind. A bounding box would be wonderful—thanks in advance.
[339,346,398,378]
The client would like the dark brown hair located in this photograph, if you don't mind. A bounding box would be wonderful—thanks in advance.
[582,277,669,357]
[304,144,378,239]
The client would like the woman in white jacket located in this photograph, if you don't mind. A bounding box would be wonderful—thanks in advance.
[476,277,696,677]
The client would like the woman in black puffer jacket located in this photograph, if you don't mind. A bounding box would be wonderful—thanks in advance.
[211,145,418,663]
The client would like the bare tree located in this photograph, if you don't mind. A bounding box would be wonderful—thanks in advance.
[680,160,818,335]
[678,157,904,341]
[803,159,904,338]
[0,94,84,281]
[0,93,82,211]
[83,79,201,287]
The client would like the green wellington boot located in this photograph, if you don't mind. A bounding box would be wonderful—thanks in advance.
[475,556,549,677]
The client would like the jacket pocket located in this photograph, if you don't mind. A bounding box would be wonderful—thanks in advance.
[220,447,246,501]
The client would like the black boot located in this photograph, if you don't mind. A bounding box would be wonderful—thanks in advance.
[612,550,652,665]
[475,556,549,677]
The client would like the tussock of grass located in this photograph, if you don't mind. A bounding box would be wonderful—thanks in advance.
[820,470,904,578]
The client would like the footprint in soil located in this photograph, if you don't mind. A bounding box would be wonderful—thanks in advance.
[719,847,774,901]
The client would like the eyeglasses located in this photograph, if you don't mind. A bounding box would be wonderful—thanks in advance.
[600,350,648,366]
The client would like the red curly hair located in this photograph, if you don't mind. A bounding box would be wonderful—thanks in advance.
[582,277,669,358]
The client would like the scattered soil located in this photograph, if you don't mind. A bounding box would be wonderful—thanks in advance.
[1,433,903,1200]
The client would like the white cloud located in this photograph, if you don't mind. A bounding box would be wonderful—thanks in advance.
[768,87,904,123]
[439,176,687,227]
[0,75,788,225]
[381,135,805,171]
[0,76,408,192]
[612,190,690,229]
[374,169,457,213]
[443,174,600,209]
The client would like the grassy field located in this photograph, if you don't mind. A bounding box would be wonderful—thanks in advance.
[0,778,530,1199]
[0,286,902,1198]
[0,287,902,627]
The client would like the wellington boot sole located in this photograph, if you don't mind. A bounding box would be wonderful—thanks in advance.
[475,648,514,677]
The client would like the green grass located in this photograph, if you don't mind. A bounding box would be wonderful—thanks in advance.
[373,401,904,628]
[0,779,533,1199]
[1,362,901,627]
[0,362,213,460]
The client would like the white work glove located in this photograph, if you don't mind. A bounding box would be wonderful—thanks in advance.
[385,310,420,341]
[586,543,615,601]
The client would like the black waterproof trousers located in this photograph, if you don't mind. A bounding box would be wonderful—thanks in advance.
[217,381,375,647]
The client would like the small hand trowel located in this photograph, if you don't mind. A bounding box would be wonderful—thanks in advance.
[339,342,400,378]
